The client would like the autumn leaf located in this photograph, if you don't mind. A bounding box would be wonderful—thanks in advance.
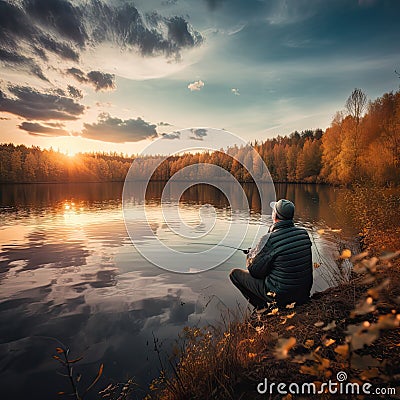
[334,344,349,357]
[341,249,352,259]
[274,337,296,359]
[351,298,375,317]
[314,321,325,328]
[267,308,279,316]
[68,356,83,364]
[56,347,64,354]
[83,363,104,395]
[304,339,314,348]
[286,302,296,309]
[286,325,295,331]
[324,338,335,347]
[350,251,369,262]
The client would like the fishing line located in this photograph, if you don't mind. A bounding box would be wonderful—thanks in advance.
[189,242,250,254]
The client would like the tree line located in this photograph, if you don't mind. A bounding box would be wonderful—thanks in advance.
[0,89,399,185]
[0,145,133,183]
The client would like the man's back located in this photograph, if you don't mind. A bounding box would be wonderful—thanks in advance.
[230,198,313,310]
[265,220,312,305]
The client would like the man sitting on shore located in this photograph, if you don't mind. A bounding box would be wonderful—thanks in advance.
[229,199,313,310]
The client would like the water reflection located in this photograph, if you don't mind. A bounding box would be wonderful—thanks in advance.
[0,182,359,399]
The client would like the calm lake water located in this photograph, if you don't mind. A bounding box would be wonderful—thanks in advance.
[0,182,359,399]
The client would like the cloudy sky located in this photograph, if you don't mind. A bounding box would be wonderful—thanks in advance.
[0,0,399,155]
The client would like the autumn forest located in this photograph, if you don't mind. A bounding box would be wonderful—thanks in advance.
[1,89,399,186]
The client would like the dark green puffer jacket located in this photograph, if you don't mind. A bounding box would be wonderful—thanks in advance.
[248,219,312,305]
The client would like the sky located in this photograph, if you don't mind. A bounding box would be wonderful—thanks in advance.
[0,0,399,156]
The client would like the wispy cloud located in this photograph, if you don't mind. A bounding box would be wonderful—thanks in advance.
[188,80,205,91]
[19,122,69,137]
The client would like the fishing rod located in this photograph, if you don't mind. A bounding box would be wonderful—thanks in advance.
[190,242,251,254]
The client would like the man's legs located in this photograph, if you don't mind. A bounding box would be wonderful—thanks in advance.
[229,268,271,309]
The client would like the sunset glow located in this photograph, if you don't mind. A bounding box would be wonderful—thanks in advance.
[1,0,399,155]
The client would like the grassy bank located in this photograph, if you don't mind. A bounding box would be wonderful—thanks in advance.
[142,187,400,400]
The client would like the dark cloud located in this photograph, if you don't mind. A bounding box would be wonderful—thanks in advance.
[167,16,202,50]
[0,85,85,120]
[0,49,49,81]
[66,67,87,83]
[67,85,83,99]
[37,34,79,61]
[161,132,181,139]
[190,128,208,140]
[19,121,69,137]
[84,1,202,57]
[0,1,35,47]
[66,68,116,91]
[0,0,203,85]
[26,0,87,47]
[0,49,27,64]
[87,71,115,91]
[158,121,172,126]
[81,113,158,143]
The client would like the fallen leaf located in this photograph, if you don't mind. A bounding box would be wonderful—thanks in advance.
[274,337,296,359]
[350,251,369,262]
[286,325,295,331]
[324,338,336,347]
[334,344,349,357]
[341,249,352,259]
[314,321,324,328]
[304,339,314,348]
